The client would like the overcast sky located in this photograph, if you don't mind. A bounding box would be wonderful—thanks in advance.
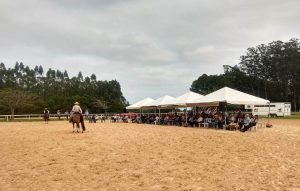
[0,0,299,103]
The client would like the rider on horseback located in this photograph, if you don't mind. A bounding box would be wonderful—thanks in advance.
[70,102,86,131]
[44,108,49,115]
[43,108,50,124]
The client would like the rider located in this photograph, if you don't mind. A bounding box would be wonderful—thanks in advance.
[70,102,86,131]
[43,108,50,124]
[44,108,50,117]
[44,108,49,114]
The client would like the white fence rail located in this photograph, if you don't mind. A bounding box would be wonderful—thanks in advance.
[0,114,69,121]
[0,113,170,121]
[0,114,119,121]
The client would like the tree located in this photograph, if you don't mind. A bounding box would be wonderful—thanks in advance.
[38,65,44,76]
[190,74,225,95]
[191,38,300,111]
[93,98,110,114]
[63,70,69,79]
[91,74,96,81]
[0,63,127,114]
[239,38,300,110]
[77,72,83,81]
[0,89,37,119]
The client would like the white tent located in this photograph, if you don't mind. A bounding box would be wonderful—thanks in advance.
[126,97,154,110]
[189,87,271,126]
[174,91,203,106]
[189,87,270,106]
[170,92,204,124]
[142,95,177,108]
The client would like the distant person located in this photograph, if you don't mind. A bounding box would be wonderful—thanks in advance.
[85,110,89,119]
[240,114,251,132]
[88,115,93,123]
[102,115,106,123]
[91,115,97,123]
[64,111,69,120]
[94,114,99,123]
[57,110,61,120]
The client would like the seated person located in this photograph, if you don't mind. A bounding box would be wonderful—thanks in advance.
[240,114,252,132]
[176,115,183,126]
[250,115,257,127]
[159,116,165,125]
[164,115,169,125]
[155,115,160,125]
[217,114,225,128]
[237,114,245,129]
[188,116,195,127]
[195,115,203,126]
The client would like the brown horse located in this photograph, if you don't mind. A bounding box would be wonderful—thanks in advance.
[71,113,83,133]
[43,113,49,124]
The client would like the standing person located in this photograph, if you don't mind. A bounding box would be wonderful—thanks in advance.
[85,110,89,119]
[64,111,69,120]
[57,110,61,120]
[70,102,86,131]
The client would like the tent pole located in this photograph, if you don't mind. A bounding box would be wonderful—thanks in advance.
[224,102,227,129]
[185,107,188,126]
[268,102,270,125]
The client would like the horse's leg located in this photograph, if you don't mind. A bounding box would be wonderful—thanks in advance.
[77,123,80,133]
[73,122,75,133]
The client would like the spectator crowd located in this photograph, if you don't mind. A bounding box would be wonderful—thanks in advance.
[126,107,258,132]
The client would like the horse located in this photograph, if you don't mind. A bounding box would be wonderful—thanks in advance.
[71,113,84,133]
[43,113,49,124]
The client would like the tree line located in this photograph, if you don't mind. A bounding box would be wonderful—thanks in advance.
[191,38,300,111]
[0,62,128,115]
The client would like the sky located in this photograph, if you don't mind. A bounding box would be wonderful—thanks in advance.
[0,0,299,103]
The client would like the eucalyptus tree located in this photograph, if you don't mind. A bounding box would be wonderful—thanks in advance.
[0,63,127,114]
[239,38,300,110]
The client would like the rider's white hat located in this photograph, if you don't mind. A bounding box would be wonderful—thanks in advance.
[74,102,80,105]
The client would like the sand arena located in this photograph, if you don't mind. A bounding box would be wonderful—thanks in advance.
[0,119,299,191]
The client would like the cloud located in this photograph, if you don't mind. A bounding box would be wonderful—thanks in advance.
[0,0,299,103]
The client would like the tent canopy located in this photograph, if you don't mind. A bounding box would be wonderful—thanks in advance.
[174,91,203,106]
[189,87,270,106]
[126,97,154,110]
[142,95,177,109]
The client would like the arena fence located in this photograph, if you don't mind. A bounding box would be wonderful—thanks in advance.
[0,114,112,121]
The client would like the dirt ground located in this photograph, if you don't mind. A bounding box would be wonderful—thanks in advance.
[0,119,299,191]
